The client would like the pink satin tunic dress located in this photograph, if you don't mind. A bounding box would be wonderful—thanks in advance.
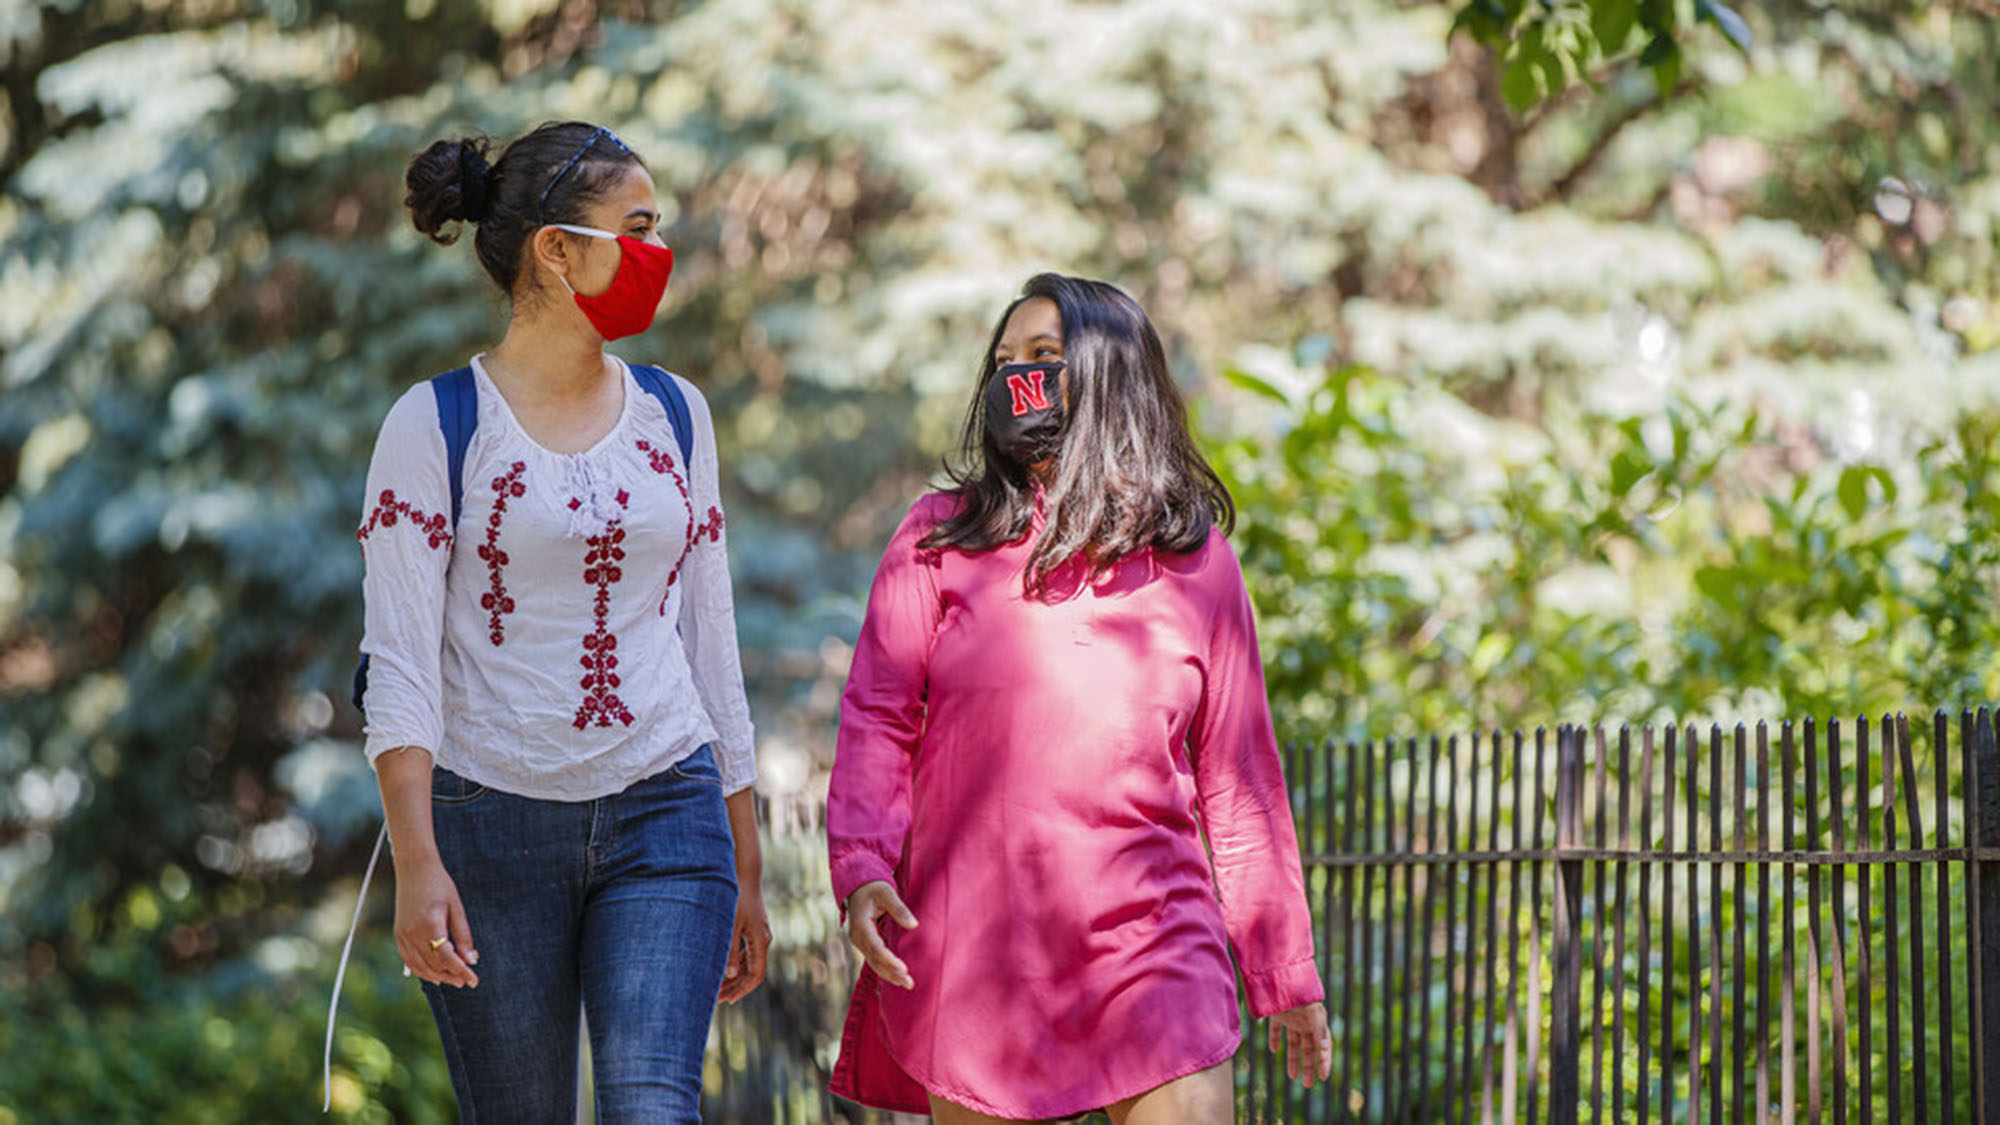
[827,493,1323,1119]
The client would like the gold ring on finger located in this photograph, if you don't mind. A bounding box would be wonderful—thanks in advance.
[429,935,449,950]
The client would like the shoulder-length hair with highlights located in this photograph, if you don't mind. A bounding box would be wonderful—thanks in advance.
[920,272,1234,594]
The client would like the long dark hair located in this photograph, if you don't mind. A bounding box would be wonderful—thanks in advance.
[921,273,1234,594]
[403,121,646,296]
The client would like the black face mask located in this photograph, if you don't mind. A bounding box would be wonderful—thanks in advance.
[984,360,1067,464]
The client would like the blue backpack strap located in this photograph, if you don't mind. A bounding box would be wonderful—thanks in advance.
[430,365,479,525]
[630,364,695,469]
[354,367,477,713]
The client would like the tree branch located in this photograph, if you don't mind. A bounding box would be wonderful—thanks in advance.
[1531,76,1701,208]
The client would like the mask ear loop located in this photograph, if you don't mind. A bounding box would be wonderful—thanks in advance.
[546,224,615,299]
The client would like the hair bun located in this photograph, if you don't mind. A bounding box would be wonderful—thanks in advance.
[455,144,492,222]
[405,136,494,244]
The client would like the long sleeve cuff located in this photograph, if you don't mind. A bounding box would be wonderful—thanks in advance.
[830,849,898,919]
[1241,956,1325,1018]
[716,734,757,796]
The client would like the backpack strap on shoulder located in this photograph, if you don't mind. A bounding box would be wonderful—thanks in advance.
[430,365,479,525]
[630,364,695,469]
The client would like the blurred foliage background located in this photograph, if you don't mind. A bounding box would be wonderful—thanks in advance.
[2,0,1998,1120]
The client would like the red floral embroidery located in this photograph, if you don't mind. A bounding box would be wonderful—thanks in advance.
[478,462,527,646]
[574,492,635,729]
[696,506,724,543]
[638,439,724,615]
[636,439,679,478]
[356,489,452,551]
[671,505,726,597]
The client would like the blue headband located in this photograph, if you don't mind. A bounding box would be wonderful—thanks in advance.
[537,126,633,225]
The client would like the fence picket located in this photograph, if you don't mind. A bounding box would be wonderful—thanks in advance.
[1454,733,1478,1124]
[1688,716,1704,1120]
[1610,726,1632,1125]
[1417,734,1443,1124]
[1734,723,1751,1125]
[1589,726,1611,1125]
[1860,717,1877,1125]
[1527,727,1547,1125]
[1502,731,1528,1125]
[1399,738,1421,1125]
[1662,723,1680,1123]
[1637,725,1658,1125]
[1884,717,1905,1125]
[1898,711,1929,1125]
[1549,725,1584,1125]
[1975,708,2000,1125]
[1935,711,1957,1125]
[1831,718,1851,1125]
[1758,721,1775,1124]
[1478,729,1504,1125]
[1807,716,1825,1125]
[1783,720,1799,1125]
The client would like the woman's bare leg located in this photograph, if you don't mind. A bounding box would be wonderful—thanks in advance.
[928,1093,1048,1124]
[1104,1059,1233,1125]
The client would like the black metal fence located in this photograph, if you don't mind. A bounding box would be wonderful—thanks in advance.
[1238,709,2000,1123]
[701,708,2000,1122]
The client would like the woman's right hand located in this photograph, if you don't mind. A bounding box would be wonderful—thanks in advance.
[844,880,918,990]
[395,855,479,988]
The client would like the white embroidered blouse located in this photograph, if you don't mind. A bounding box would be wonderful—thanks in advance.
[356,356,756,799]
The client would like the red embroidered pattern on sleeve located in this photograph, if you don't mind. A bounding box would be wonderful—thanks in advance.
[356,490,452,551]
[574,488,635,729]
[691,505,725,556]
[669,504,725,598]
[637,438,710,616]
[478,461,528,646]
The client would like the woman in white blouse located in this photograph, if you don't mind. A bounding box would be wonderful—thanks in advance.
[356,121,767,1123]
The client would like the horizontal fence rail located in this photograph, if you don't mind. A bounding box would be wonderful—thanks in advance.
[1236,708,2000,1124]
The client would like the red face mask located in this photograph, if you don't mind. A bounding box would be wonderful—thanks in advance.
[552,224,675,341]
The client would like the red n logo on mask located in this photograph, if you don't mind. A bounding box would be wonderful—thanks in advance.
[1006,370,1052,417]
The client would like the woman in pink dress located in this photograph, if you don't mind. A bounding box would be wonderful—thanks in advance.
[827,273,1331,1122]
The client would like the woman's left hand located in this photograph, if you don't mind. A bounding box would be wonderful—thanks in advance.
[717,786,771,1004]
[718,882,772,1003]
[1268,1001,1333,1088]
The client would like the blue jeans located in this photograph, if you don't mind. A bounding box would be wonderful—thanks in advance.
[421,745,738,1124]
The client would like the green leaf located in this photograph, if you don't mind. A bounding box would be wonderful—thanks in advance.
[1220,367,1291,405]
[1694,565,1738,610]
[1696,0,1753,54]
[1645,36,1683,98]
[1452,0,1515,45]
[1638,30,1675,67]
[1501,54,1541,112]
[1838,464,1871,521]
[1591,0,1636,55]
[1869,466,1898,505]
[1450,4,1502,45]
[1534,46,1568,101]
[1610,450,1651,497]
